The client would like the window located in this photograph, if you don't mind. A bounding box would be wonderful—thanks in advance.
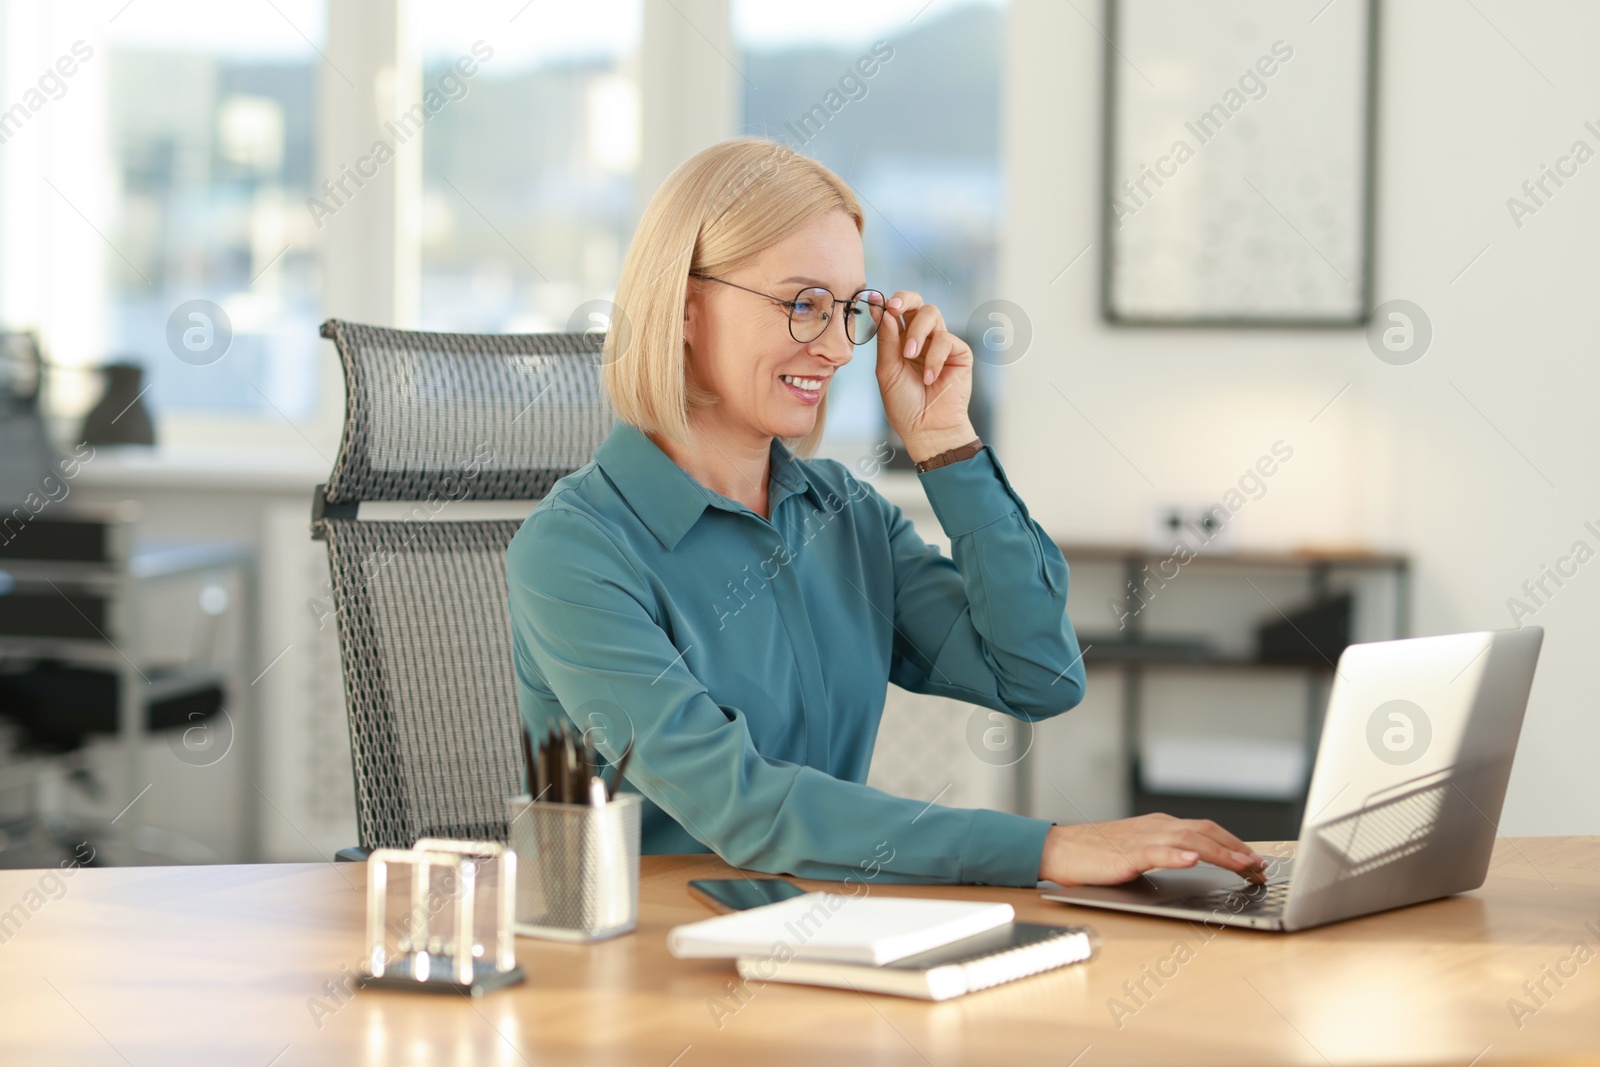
[0,1,1004,441]
[104,1,325,419]
[733,0,1009,449]
[407,0,642,334]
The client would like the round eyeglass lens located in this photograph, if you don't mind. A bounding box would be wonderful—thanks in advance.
[787,288,833,342]
[846,290,888,345]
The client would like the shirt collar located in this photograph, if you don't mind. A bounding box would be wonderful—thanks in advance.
[593,421,824,551]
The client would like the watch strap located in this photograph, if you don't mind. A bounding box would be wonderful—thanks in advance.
[914,437,984,474]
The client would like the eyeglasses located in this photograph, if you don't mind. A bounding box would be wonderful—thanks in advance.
[689,273,889,346]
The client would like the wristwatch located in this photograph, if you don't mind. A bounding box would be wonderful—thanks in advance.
[914,437,984,474]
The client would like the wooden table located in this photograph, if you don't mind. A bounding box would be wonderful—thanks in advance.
[1,838,1597,1066]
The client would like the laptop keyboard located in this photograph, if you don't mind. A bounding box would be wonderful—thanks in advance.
[1167,880,1291,915]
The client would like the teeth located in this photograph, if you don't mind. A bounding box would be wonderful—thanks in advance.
[781,375,824,391]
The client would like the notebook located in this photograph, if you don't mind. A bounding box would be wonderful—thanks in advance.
[736,921,1100,1001]
[666,893,1015,966]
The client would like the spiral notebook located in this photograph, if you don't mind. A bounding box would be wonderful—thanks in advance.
[735,921,1100,1001]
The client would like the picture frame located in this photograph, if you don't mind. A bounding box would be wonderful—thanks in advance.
[1100,0,1379,326]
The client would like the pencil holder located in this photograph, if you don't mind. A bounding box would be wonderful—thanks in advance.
[504,792,641,941]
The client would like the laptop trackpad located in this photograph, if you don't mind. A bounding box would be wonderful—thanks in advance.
[1042,859,1292,906]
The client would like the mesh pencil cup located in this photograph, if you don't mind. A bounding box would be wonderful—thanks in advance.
[504,792,641,941]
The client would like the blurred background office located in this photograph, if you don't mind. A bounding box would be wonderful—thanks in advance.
[0,0,1593,867]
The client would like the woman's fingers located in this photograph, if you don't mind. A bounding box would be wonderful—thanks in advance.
[889,291,923,317]
[1119,814,1266,883]
[879,292,972,388]
[894,295,940,368]
[904,311,933,363]
[1138,814,1266,881]
[874,298,908,384]
[1142,845,1201,871]
[920,330,954,386]
[1168,828,1266,883]
[887,291,920,359]
[1183,819,1269,883]
[875,297,900,354]
[1042,816,1268,887]
[1187,817,1257,858]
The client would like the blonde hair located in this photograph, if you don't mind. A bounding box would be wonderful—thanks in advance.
[602,137,864,458]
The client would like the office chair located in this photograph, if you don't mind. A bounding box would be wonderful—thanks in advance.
[0,330,55,502]
[0,666,225,864]
[312,319,614,859]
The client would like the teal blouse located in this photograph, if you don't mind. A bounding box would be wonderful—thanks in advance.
[505,420,1086,886]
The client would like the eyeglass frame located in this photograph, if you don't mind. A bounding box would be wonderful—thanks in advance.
[687,272,889,346]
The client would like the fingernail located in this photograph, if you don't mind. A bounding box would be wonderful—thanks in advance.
[889,297,903,308]
[923,368,934,384]
[905,339,917,359]
[1179,850,1198,862]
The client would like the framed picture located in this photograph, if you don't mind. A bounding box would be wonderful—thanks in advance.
[1100,0,1378,326]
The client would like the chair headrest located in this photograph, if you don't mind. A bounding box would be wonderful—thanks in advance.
[318,318,615,506]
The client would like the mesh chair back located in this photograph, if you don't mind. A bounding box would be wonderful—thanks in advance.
[313,319,614,851]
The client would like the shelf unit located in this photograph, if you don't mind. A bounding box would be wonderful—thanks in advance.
[1055,542,1410,840]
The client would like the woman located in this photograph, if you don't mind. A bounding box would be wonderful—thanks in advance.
[506,137,1266,888]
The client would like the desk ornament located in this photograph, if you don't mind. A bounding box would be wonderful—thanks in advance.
[359,838,524,995]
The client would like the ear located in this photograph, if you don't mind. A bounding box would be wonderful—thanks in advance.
[682,280,698,350]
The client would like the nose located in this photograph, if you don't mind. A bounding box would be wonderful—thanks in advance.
[804,303,854,368]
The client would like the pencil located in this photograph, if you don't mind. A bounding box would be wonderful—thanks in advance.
[521,726,538,800]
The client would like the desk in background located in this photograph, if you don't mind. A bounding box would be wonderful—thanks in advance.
[0,838,1596,1065]
[0,506,254,864]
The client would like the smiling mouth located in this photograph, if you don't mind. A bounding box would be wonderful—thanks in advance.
[779,374,827,392]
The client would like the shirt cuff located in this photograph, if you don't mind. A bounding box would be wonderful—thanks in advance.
[958,807,1054,886]
[917,445,1033,538]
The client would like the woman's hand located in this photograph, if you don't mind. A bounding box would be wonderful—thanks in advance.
[1039,814,1269,887]
[873,291,979,463]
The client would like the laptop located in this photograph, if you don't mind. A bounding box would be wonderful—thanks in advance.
[1040,627,1544,932]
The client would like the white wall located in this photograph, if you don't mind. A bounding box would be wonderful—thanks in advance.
[1000,0,1599,834]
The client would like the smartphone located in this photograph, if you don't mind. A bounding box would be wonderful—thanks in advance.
[687,878,809,914]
